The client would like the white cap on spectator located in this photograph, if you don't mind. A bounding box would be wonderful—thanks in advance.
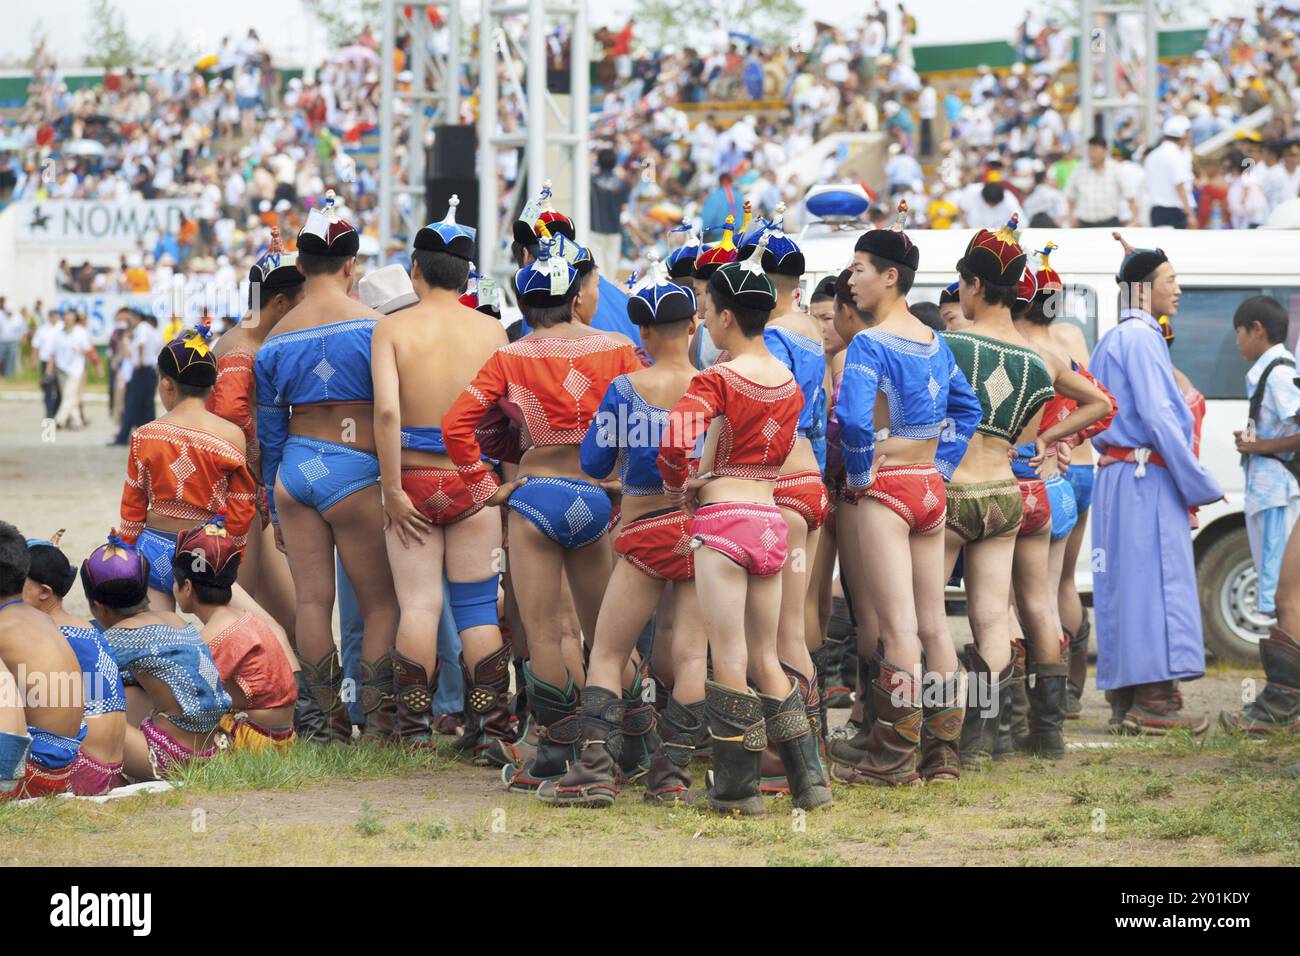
[1162,115,1191,138]
[358,264,418,315]
[883,100,900,117]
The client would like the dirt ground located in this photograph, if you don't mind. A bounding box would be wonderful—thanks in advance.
[1,396,1295,867]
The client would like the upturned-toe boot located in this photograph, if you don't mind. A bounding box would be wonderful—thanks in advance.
[831,659,923,786]
[1220,627,1300,734]
[537,685,624,807]
[760,682,832,810]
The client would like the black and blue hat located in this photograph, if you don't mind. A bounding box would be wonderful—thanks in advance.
[939,280,960,305]
[414,195,477,261]
[855,200,920,271]
[666,222,700,280]
[738,204,804,277]
[514,235,580,309]
[627,254,697,326]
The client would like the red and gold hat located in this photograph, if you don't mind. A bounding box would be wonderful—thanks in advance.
[1014,263,1039,313]
[512,180,576,248]
[955,214,1027,289]
[174,518,242,588]
[297,190,359,257]
[693,215,737,280]
[1034,241,1063,295]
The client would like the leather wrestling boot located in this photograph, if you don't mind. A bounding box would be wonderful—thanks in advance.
[1220,627,1300,735]
[1105,687,1135,732]
[1122,681,1209,735]
[615,670,660,787]
[449,643,516,766]
[829,650,879,767]
[760,682,832,810]
[359,653,397,742]
[958,645,1008,765]
[293,667,330,744]
[1065,617,1091,719]
[759,661,823,796]
[537,686,624,807]
[704,681,767,816]
[391,650,438,747]
[1021,660,1068,757]
[918,670,967,782]
[644,696,704,803]
[994,640,1028,757]
[832,659,923,786]
[688,700,712,763]
[789,660,827,746]
[817,639,849,710]
[503,666,580,792]
[299,651,353,744]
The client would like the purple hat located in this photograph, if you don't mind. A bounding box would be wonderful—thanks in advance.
[80,534,149,609]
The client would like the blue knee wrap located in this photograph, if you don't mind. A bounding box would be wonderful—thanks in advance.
[448,576,500,632]
[0,731,32,788]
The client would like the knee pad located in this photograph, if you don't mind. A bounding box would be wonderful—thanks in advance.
[0,731,32,788]
[448,576,500,633]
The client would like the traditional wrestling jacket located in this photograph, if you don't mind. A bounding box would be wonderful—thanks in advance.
[60,625,127,717]
[116,420,257,549]
[205,612,296,710]
[207,346,270,522]
[254,318,378,521]
[102,622,232,734]
[443,333,643,505]
[581,374,674,496]
[1011,360,1117,480]
[943,331,1056,447]
[837,327,982,488]
[764,325,828,471]
[656,363,803,494]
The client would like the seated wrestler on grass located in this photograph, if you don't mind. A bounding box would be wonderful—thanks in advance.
[0,520,86,798]
[0,655,32,797]
[81,536,231,780]
[23,534,127,795]
[172,522,297,751]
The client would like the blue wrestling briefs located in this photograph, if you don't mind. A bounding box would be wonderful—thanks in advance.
[1066,464,1095,515]
[279,436,381,513]
[137,528,179,594]
[506,476,613,549]
[1044,473,1078,542]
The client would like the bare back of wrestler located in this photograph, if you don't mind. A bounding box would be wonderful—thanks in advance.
[0,602,84,741]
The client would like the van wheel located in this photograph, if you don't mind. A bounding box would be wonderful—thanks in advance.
[1197,527,1269,664]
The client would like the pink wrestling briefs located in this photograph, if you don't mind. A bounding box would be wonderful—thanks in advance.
[68,750,125,796]
[689,502,788,577]
[141,718,217,778]
[1017,478,1052,537]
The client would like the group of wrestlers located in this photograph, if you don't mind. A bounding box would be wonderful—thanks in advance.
[3,181,1298,813]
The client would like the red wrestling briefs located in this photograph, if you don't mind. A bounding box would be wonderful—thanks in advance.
[857,464,947,533]
[12,761,74,799]
[1017,478,1052,537]
[614,509,695,581]
[690,502,788,577]
[773,470,830,532]
[401,466,485,526]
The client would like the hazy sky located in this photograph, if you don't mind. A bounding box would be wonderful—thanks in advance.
[1,0,1242,67]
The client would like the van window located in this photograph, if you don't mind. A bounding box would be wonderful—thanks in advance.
[910,284,1098,347]
[1170,287,1300,400]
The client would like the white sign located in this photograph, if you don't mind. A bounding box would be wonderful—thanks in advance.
[14,199,204,245]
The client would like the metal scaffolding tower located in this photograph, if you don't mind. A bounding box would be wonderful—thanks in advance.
[378,0,464,256]
[1078,0,1160,147]
[477,0,590,280]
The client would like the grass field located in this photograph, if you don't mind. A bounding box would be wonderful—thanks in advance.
[1,728,1296,867]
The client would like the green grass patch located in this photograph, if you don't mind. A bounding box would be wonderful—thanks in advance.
[169,740,455,794]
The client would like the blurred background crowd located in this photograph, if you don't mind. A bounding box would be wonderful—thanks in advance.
[0,1,1299,376]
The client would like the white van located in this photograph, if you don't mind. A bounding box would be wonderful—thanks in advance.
[797,224,1300,664]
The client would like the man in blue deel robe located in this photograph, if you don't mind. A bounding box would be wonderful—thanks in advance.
[1089,239,1222,735]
